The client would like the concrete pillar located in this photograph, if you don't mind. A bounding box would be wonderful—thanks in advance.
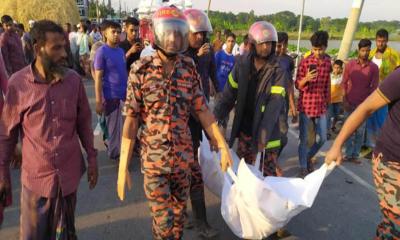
[337,0,365,60]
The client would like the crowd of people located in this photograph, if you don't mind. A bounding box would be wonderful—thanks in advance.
[0,4,399,240]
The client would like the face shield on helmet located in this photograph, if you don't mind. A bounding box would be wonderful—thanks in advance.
[183,9,213,33]
[152,7,189,55]
[248,21,278,45]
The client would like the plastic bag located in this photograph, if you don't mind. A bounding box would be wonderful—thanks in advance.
[221,156,335,239]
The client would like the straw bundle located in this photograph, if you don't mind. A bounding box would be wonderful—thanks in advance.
[0,0,81,29]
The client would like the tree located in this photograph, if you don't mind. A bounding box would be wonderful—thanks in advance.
[206,10,398,39]
[320,17,331,31]
[88,0,116,19]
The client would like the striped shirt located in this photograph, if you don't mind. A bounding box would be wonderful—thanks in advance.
[0,64,97,197]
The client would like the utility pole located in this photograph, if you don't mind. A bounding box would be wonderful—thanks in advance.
[338,0,365,60]
[119,0,122,18]
[96,0,100,23]
[294,0,306,77]
[207,0,212,16]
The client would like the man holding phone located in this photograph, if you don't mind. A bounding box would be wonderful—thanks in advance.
[119,17,143,73]
[295,31,331,177]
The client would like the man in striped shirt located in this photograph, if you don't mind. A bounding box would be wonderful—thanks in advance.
[0,20,98,239]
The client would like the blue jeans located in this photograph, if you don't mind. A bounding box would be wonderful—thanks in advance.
[328,103,342,130]
[298,112,328,169]
[344,110,366,158]
[365,106,388,148]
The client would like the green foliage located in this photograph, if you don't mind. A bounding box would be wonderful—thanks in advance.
[327,48,339,56]
[288,44,308,53]
[349,50,358,58]
[88,0,115,19]
[209,10,400,40]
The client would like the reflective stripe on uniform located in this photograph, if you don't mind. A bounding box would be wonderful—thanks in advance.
[271,86,286,97]
[265,140,281,149]
[261,105,265,113]
[228,73,238,89]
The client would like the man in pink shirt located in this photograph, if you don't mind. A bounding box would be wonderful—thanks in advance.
[0,50,7,225]
[0,20,98,238]
[342,39,379,164]
[0,15,26,75]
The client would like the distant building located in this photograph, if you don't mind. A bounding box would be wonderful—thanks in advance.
[76,0,89,18]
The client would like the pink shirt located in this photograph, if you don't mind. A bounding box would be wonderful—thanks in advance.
[342,59,379,107]
[0,64,97,197]
[0,31,26,75]
[0,50,7,115]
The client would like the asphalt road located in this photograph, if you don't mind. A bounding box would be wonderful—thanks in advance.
[0,80,381,240]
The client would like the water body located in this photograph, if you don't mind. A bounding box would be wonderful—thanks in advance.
[289,40,400,52]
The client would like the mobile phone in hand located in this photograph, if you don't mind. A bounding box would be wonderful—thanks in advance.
[308,64,317,81]
[308,64,317,72]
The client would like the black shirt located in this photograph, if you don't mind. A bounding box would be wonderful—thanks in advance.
[240,65,260,135]
[375,68,400,162]
[119,39,141,72]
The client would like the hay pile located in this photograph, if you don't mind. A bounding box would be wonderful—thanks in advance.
[0,0,81,29]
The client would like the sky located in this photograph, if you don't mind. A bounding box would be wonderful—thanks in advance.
[111,0,399,22]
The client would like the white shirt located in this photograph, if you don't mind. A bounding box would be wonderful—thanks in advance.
[223,43,240,56]
[372,56,383,69]
[330,73,343,85]
[69,32,78,54]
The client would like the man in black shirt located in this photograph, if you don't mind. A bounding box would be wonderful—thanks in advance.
[119,17,142,72]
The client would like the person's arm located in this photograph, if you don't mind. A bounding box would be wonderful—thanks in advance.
[118,115,138,200]
[325,91,387,165]
[76,80,98,189]
[341,63,349,95]
[326,69,400,165]
[197,110,233,171]
[93,48,105,114]
[0,82,21,206]
[341,63,351,110]
[287,58,297,117]
[125,42,142,59]
[94,70,104,114]
[257,70,289,150]
[118,70,142,200]
[288,81,297,117]
[295,59,316,90]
